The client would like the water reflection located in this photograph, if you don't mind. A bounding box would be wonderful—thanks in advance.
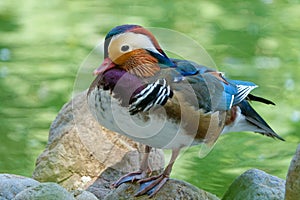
[254,56,281,69]
[0,48,11,61]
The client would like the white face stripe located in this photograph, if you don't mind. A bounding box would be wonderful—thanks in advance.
[108,32,164,61]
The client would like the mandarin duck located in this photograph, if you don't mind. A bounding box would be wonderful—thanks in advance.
[87,24,284,197]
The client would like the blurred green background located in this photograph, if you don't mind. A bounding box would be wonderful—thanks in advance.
[0,0,299,197]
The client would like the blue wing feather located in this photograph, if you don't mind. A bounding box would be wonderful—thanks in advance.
[217,82,237,110]
[217,79,257,110]
[228,80,257,105]
[170,59,258,111]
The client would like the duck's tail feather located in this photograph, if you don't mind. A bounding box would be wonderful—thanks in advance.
[238,100,284,141]
[247,94,276,105]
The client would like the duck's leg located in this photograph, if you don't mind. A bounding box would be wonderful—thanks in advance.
[112,145,152,187]
[135,148,181,198]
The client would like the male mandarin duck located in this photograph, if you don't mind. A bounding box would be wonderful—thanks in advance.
[87,24,284,197]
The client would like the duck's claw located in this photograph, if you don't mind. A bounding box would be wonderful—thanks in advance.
[135,174,169,198]
[111,171,147,188]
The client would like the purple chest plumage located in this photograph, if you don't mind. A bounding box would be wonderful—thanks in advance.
[101,68,145,106]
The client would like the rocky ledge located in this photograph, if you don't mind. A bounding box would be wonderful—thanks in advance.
[1,91,299,200]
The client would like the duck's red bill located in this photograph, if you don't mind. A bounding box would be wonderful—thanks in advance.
[93,58,116,75]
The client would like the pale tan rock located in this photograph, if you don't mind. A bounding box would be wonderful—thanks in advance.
[285,144,300,200]
[32,91,165,198]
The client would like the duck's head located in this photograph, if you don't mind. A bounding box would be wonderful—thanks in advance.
[94,24,174,77]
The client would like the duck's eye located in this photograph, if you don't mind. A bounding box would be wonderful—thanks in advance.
[120,44,130,52]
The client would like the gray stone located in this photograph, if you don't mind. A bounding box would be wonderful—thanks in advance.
[71,190,99,200]
[32,91,164,198]
[104,179,220,200]
[13,182,75,200]
[222,169,285,200]
[285,144,300,200]
[0,174,39,200]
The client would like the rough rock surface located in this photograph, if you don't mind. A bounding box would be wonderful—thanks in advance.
[0,174,40,200]
[285,144,300,200]
[13,182,75,200]
[32,91,165,199]
[104,179,220,200]
[71,190,99,200]
[222,168,285,200]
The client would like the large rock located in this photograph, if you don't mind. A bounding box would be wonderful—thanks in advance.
[104,179,220,200]
[32,91,165,199]
[222,169,285,200]
[13,182,75,200]
[0,174,39,200]
[285,144,300,200]
[71,190,99,200]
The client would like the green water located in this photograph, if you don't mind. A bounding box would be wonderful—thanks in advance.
[1,0,299,197]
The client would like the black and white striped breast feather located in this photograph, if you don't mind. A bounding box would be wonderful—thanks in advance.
[129,79,173,115]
